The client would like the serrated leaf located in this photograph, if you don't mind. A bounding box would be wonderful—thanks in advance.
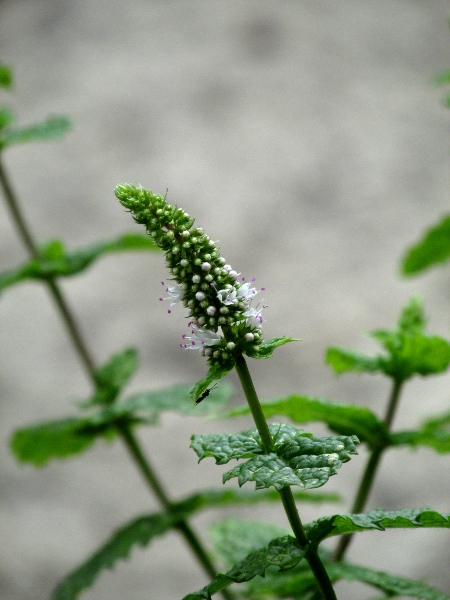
[330,561,450,600]
[226,394,389,449]
[306,508,450,545]
[50,488,335,600]
[0,64,13,88]
[391,410,450,454]
[247,336,299,359]
[401,215,450,275]
[0,234,159,293]
[0,115,71,149]
[189,363,235,404]
[327,298,450,382]
[192,423,358,491]
[11,382,234,466]
[88,348,138,407]
[183,535,307,600]
[50,511,179,600]
[246,558,450,600]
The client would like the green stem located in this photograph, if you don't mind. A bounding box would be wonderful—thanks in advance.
[332,377,403,561]
[0,156,233,599]
[0,156,96,379]
[234,354,337,600]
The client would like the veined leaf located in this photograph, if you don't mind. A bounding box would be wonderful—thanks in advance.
[226,394,389,449]
[183,535,307,600]
[0,234,159,293]
[327,297,450,382]
[50,489,333,600]
[0,115,71,149]
[401,215,450,276]
[328,561,450,600]
[10,382,233,466]
[391,410,450,454]
[245,557,450,599]
[246,336,299,360]
[306,508,450,545]
[192,423,358,491]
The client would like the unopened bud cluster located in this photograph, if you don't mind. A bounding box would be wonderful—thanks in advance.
[115,184,266,365]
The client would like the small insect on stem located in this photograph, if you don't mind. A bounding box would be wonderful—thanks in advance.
[195,383,218,405]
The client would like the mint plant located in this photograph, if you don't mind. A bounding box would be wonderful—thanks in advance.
[2,63,450,600]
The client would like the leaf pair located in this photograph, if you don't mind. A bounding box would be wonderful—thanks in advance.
[10,348,234,467]
[185,510,450,600]
[191,423,359,491]
[327,297,450,382]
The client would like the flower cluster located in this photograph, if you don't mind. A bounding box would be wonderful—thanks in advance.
[115,184,266,366]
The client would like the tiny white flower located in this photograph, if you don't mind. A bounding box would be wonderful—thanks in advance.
[180,326,222,350]
[159,283,184,311]
[243,301,266,329]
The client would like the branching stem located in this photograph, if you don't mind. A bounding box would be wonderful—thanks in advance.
[0,156,233,599]
[234,354,337,600]
[332,377,404,561]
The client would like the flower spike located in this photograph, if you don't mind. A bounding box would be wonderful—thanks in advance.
[115,184,266,366]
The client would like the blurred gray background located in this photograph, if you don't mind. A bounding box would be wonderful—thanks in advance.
[0,1,449,599]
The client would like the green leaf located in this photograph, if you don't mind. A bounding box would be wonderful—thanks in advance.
[391,410,450,454]
[50,488,335,600]
[123,381,234,421]
[327,297,450,382]
[192,423,359,491]
[189,362,235,405]
[183,535,307,600]
[0,115,71,149]
[401,215,450,275]
[10,417,101,466]
[330,561,450,600]
[326,347,382,375]
[51,511,180,600]
[247,336,299,359]
[226,394,389,449]
[0,234,159,293]
[88,348,138,407]
[10,382,234,466]
[246,558,450,599]
[306,508,450,546]
[0,107,15,130]
[0,64,13,88]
